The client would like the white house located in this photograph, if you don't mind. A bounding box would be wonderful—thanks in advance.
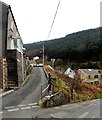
[64,68,75,79]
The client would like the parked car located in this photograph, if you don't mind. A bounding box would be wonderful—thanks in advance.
[37,63,43,67]
[33,63,43,67]
[33,64,37,67]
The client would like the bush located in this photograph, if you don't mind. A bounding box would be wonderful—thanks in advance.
[27,65,33,75]
[96,93,102,98]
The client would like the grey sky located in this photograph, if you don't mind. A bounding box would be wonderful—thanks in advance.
[1,0,101,43]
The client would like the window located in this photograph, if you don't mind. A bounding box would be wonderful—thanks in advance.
[98,71,101,73]
[101,75,102,78]
[95,81,99,84]
[88,75,91,79]
[94,75,98,78]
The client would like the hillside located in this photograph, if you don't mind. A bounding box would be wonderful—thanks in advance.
[24,27,102,62]
[44,66,102,105]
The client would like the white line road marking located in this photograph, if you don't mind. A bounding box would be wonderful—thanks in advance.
[8,108,19,112]
[17,104,26,107]
[28,103,37,106]
[20,107,31,110]
[5,106,15,109]
[31,106,39,108]
[87,103,93,107]
[78,112,89,118]
[0,111,3,114]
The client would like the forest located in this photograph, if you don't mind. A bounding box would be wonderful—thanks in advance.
[24,27,102,69]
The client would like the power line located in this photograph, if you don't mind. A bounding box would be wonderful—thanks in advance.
[47,0,61,39]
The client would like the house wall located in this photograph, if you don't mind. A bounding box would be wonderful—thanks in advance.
[7,8,23,54]
[7,8,20,50]
[0,2,2,57]
[77,70,88,80]
[6,50,27,88]
[16,51,24,87]
[0,2,28,89]
[78,69,101,83]
[6,50,28,88]
[0,2,8,89]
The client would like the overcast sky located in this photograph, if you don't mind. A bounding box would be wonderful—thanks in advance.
[1,0,101,43]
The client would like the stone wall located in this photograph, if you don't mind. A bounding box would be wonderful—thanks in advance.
[6,50,28,89]
[6,50,18,88]
[3,58,7,89]
[38,91,66,108]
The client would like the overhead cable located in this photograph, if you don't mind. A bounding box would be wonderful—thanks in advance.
[47,0,61,39]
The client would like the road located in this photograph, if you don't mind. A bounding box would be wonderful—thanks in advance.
[0,67,101,119]
[1,67,48,119]
[1,98,101,119]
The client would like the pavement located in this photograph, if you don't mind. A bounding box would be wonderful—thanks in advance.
[0,74,31,98]
[0,90,14,97]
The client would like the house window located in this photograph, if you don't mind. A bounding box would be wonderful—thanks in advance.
[88,75,91,79]
[94,75,98,78]
[101,75,102,78]
[95,81,99,84]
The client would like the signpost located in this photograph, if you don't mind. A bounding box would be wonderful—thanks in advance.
[51,58,56,68]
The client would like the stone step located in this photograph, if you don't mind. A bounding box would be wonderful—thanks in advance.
[8,81,17,83]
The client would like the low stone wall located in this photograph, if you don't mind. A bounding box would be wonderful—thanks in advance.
[38,91,65,108]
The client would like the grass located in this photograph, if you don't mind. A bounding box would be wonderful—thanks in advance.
[96,93,102,98]
[44,65,102,105]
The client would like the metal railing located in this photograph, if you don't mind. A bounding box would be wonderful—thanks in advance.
[41,81,50,100]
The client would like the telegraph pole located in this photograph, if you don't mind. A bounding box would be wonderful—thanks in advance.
[43,45,44,66]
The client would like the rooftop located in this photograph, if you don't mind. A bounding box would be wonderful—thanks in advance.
[79,69,102,76]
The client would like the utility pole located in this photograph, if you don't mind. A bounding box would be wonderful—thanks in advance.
[43,45,44,66]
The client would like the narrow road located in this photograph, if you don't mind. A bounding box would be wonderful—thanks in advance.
[2,67,48,111]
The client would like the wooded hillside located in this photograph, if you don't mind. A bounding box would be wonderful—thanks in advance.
[24,27,102,63]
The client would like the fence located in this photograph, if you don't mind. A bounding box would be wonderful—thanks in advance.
[41,81,50,100]
[0,58,2,89]
[0,57,7,89]
[41,68,51,100]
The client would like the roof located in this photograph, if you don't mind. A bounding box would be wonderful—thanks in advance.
[78,69,102,76]
[8,6,23,44]
[98,70,102,75]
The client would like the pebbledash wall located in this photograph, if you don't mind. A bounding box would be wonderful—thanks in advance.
[0,1,28,89]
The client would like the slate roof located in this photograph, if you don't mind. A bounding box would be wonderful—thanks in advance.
[79,69,102,76]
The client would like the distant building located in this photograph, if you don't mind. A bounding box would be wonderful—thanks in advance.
[0,2,28,89]
[77,69,102,85]
[64,68,75,79]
